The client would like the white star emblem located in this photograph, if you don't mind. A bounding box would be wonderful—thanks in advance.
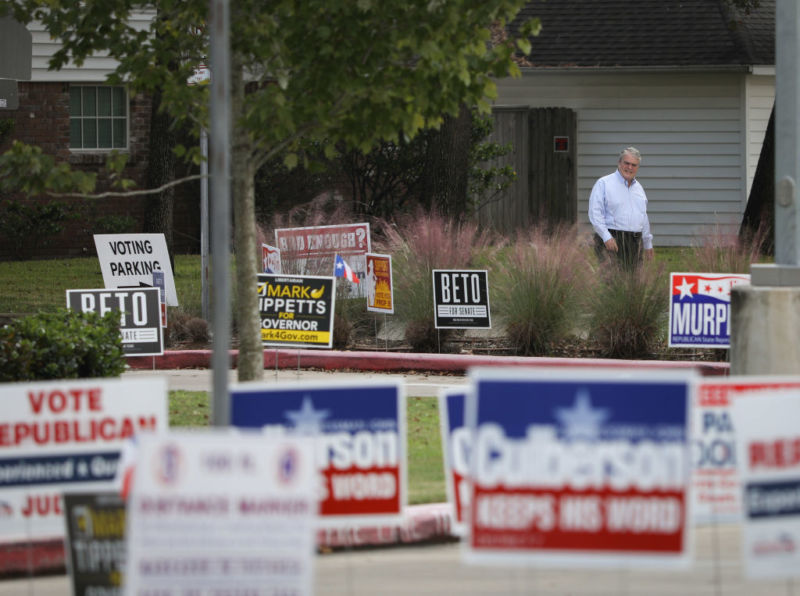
[285,396,329,435]
[554,390,609,442]
[676,277,694,300]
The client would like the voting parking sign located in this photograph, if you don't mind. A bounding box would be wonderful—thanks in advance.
[464,368,694,568]
[230,380,406,526]
[668,272,750,348]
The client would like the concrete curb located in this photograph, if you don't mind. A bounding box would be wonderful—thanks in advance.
[126,348,730,376]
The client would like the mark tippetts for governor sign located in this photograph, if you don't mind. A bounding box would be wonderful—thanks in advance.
[257,274,335,348]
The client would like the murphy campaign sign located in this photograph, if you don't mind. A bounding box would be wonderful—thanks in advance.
[464,368,694,568]
[67,287,164,356]
[257,273,335,348]
[0,377,168,543]
[433,269,491,329]
[669,272,750,348]
[732,389,800,579]
[231,380,406,526]
[438,389,470,535]
[94,234,178,306]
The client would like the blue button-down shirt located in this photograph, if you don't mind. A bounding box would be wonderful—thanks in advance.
[588,169,653,250]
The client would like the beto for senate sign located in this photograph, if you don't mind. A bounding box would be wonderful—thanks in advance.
[67,287,164,356]
[432,269,490,329]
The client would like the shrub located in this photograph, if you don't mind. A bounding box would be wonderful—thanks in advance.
[0,199,70,260]
[495,225,589,355]
[585,263,668,359]
[382,208,496,352]
[167,310,209,347]
[689,224,766,273]
[0,309,125,382]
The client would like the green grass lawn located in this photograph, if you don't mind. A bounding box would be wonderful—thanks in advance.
[0,249,712,318]
[168,390,447,505]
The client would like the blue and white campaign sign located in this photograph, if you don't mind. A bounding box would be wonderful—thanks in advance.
[124,431,316,596]
[230,380,406,526]
[438,389,470,535]
[668,272,750,348]
[0,377,168,543]
[732,389,800,579]
[464,368,694,568]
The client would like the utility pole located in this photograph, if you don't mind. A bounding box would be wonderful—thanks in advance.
[209,0,232,424]
[730,0,800,374]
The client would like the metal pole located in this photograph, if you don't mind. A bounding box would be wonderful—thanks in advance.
[209,0,231,426]
[200,127,209,322]
[775,0,800,266]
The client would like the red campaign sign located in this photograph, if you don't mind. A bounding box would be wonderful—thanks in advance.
[320,467,401,516]
[275,223,370,259]
[471,487,685,553]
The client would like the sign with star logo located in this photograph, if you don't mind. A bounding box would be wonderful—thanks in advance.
[668,272,750,348]
[230,380,406,526]
[463,367,695,568]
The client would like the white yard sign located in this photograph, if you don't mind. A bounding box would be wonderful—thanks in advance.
[94,234,178,306]
[733,389,800,579]
[0,377,168,543]
[124,431,317,596]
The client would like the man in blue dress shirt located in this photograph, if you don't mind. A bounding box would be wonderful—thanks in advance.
[588,147,654,270]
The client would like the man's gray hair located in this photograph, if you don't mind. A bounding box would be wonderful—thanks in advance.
[619,146,642,163]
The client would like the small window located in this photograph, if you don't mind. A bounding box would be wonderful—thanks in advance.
[69,85,128,150]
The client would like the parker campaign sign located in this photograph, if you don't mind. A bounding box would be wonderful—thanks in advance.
[231,380,407,526]
[669,272,750,348]
[464,368,694,568]
[0,377,168,543]
[94,234,178,306]
[732,389,800,579]
[433,269,491,329]
[67,287,164,356]
[258,274,335,348]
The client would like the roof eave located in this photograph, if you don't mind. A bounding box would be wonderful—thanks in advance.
[518,64,772,74]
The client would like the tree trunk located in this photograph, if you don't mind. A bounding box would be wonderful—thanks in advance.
[421,104,472,217]
[144,88,176,264]
[740,102,775,254]
[231,57,263,381]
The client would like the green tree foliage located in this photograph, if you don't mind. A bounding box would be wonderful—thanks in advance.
[2,0,537,379]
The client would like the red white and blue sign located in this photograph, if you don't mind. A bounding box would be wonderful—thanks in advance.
[668,272,750,348]
[438,389,470,535]
[230,380,406,526]
[464,367,694,568]
[732,388,800,579]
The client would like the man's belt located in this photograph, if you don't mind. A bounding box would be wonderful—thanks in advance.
[609,229,642,240]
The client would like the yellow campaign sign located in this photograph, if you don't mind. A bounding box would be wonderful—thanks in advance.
[257,273,335,349]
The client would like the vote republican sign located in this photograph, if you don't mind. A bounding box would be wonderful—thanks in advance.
[464,368,694,568]
[668,272,750,348]
[230,381,406,526]
[0,377,168,543]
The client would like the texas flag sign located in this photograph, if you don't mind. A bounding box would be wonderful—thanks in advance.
[668,272,750,348]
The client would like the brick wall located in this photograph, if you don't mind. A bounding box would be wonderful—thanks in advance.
[0,82,200,260]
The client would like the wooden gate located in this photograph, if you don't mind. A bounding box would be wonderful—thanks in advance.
[476,106,577,235]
